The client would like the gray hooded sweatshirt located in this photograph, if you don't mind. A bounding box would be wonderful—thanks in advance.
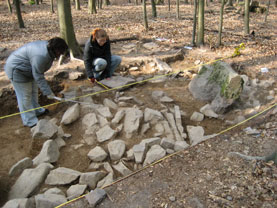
[4,40,54,96]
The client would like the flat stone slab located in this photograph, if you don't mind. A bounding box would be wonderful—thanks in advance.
[100,76,136,89]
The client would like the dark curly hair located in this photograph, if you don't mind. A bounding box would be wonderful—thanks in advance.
[47,37,68,57]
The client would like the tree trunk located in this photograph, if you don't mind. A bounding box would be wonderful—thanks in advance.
[244,0,250,35]
[88,0,97,14]
[36,0,39,5]
[14,0,24,28]
[7,0,12,13]
[176,0,180,19]
[227,0,233,6]
[104,0,110,6]
[168,0,170,11]
[151,0,157,17]
[217,0,224,46]
[184,0,189,4]
[135,0,138,5]
[191,0,197,46]
[142,0,148,30]
[51,0,54,13]
[197,0,204,46]
[75,0,80,10]
[98,0,103,9]
[264,0,270,22]
[57,0,82,58]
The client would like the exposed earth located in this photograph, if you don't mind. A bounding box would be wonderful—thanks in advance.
[0,0,277,207]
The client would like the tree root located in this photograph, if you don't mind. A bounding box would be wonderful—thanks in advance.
[228,151,277,164]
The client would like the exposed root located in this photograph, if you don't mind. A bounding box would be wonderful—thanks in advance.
[227,152,266,161]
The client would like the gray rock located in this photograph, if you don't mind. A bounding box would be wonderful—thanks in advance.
[35,193,67,208]
[82,113,98,129]
[143,145,166,166]
[103,98,118,110]
[190,112,204,122]
[96,106,113,118]
[111,109,125,124]
[9,163,53,199]
[66,184,87,200]
[108,140,126,161]
[79,172,107,189]
[96,125,116,143]
[44,188,65,196]
[174,141,189,151]
[144,108,164,124]
[124,108,143,139]
[33,140,60,166]
[200,104,218,118]
[85,188,107,207]
[32,119,58,140]
[160,138,175,150]
[187,126,205,145]
[9,157,33,177]
[97,172,114,188]
[87,146,108,162]
[2,198,35,208]
[133,144,147,163]
[112,162,132,176]
[45,167,81,185]
[140,137,161,148]
[100,76,136,90]
[61,103,80,125]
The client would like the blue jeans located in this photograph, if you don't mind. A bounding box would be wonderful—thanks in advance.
[12,80,46,127]
[93,55,121,80]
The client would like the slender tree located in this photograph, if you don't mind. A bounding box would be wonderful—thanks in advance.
[89,0,97,14]
[104,0,110,6]
[192,0,197,46]
[142,0,148,30]
[176,0,180,19]
[57,0,82,58]
[14,0,24,28]
[197,0,204,45]
[36,0,39,5]
[244,0,250,35]
[168,0,171,11]
[227,0,233,6]
[264,0,270,22]
[75,0,80,10]
[218,0,224,46]
[151,0,157,17]
[51,0,54,13]
[7,0,12,13]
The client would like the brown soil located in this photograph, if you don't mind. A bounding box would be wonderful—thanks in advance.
[0,0,277,207]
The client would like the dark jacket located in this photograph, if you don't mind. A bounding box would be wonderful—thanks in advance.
[4,40,54,96]
[83,36,111,79]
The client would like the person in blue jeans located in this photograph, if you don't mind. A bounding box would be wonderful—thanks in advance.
[4,37,68,128]
[83,28,122,84]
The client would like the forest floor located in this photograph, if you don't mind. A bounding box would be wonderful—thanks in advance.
[0,0,277,207]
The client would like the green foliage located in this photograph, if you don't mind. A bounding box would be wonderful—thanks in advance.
[29,0,35,5]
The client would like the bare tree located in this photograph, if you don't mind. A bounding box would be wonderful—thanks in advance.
[264,0,270,22]
[244,0,250,35]
[75,0,81,10]
[168,0,171,11]
[51,0,54,13]
[142,0,148,30]
[191,0,197,46]
[57,0,82,58]
[218,0,225,46]
[176,0,180,19]
[7,0,12,13]
[104,0,110,6]
[197,0,204,45]
[14,0,24,28]
[151,0,157,17]
[88,0,97,14]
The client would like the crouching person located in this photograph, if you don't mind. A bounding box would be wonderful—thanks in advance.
[4,37,68,128]
[83,28,122,84]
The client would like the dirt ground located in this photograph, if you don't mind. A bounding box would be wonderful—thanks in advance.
[0,0,277,207]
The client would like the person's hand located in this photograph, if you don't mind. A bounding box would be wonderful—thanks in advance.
[89,77,95,84]
[47,93,55,100]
